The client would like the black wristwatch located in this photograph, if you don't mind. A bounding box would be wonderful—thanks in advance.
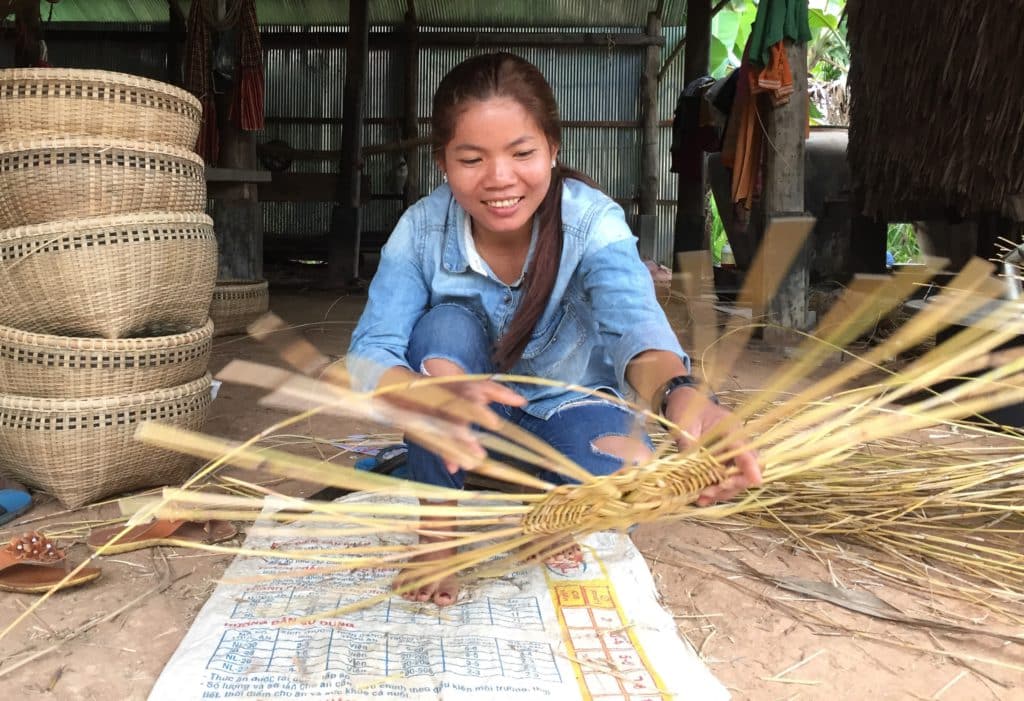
[654,374,720,416]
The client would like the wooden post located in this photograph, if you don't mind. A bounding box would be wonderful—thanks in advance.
[167,0,187,86]
[639,11,661,218]
[848,188,887,275]
[209,1,262,280]
[672,0,712,257]
[328,0,370,286]
[401,7,421,210]
[13,0,43,67]
[637,11,662,259]
[763,39,809,343]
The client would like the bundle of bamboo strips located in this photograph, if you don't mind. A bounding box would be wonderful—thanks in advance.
[109,243,1024,618]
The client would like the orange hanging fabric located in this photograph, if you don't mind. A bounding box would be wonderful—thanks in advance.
[229,0,264,131]
[184,0,217,162]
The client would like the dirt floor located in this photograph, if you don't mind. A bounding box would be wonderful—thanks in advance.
[1,286,1021,700]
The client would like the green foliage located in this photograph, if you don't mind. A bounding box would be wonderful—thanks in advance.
[710,1,758,78]
[708,193,728,266]
[887,223,922,264]
[711,1,848,81]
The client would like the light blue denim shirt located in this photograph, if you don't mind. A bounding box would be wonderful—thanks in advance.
[346,178,689,419]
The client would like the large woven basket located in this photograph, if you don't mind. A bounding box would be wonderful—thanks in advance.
[210,279,270,336]
[0,374,212,509]
[0,319,213,398]
[0,212,217,338]
[0,68,201,149]
[0,138,206,228]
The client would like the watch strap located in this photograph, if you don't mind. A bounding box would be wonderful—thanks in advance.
[655,374,719,416]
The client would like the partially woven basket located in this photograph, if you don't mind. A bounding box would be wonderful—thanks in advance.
[0,212,217,338]
[0,374,213,509]
[0,319,213,398]
[0,138,206,228]
[0,68,201,149]
[210,279,270,336]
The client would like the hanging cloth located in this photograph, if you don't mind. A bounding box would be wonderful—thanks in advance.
[184,0,217,162]
[228,0,264,131]
[747,0,812,68]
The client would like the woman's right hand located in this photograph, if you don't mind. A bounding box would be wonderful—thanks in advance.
[378,368,525,474]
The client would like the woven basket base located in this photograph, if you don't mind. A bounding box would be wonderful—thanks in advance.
[0,375,212,509]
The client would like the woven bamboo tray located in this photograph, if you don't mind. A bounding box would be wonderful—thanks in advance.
[0,374,213,509]
[0,319,213,399]
[0,138,206,228]
[0,68,201,149]
[0,212,217,338]
[210,279,270,336]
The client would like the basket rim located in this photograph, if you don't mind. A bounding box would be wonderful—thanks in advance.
[215,279,269,289]
[0,136,204,165]
[0,211,214,244]
[0,67,201,112]
[0,319,214,350]
[0,373,212,412]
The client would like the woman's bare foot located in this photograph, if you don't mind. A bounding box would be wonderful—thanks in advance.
[392,504,462,607]
[393,542,462,606]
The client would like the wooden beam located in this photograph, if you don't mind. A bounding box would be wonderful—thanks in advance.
[43,26,662,50]
[401,10,421,210]
[763,39,810,342]
[265,116,672,128]
[260,172,687,207]
[206,167,272,183]
[672,0,712,258]
[328,0,370,286]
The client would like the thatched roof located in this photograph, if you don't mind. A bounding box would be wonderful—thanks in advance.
[847,0,1024,220]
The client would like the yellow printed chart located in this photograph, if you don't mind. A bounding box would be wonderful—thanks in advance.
[149,496,728,701]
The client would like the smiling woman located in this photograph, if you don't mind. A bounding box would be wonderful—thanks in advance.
[345,52,760,607]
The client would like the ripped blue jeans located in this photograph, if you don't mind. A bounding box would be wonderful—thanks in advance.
[405,303,650,490]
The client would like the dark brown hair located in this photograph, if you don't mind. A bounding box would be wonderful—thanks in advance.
[431,52,598,371]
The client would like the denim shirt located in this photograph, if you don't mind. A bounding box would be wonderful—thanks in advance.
[346,178,688,419]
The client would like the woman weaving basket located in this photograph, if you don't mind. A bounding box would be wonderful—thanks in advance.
[347,53,760,607]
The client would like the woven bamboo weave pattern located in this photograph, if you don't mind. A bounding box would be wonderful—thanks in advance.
[210,279,269,336]
[0,138,206,228]
[0,320,213,398]
[0,212,217,338]
[0,374,213,509]
[0,68,201,149]
[522,458,729,534]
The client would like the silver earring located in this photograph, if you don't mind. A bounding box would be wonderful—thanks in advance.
[551,159,557,168]
[442,172,448,183]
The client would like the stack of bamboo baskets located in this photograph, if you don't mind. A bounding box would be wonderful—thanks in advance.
[0,68,219,509]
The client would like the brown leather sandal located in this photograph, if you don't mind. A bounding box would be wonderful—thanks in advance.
[0,532,101,594]
[86,519,237,555]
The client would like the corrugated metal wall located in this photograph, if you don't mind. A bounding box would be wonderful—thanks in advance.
[43,24,690,266]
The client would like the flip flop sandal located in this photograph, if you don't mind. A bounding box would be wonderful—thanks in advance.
[0,486,32,527]
[86,519,238,555]
[0,532,101,594]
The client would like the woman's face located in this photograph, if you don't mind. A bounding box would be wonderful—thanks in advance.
[439,97,557,243]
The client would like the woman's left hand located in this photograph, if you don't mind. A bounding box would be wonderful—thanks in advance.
[663,387,762,507]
